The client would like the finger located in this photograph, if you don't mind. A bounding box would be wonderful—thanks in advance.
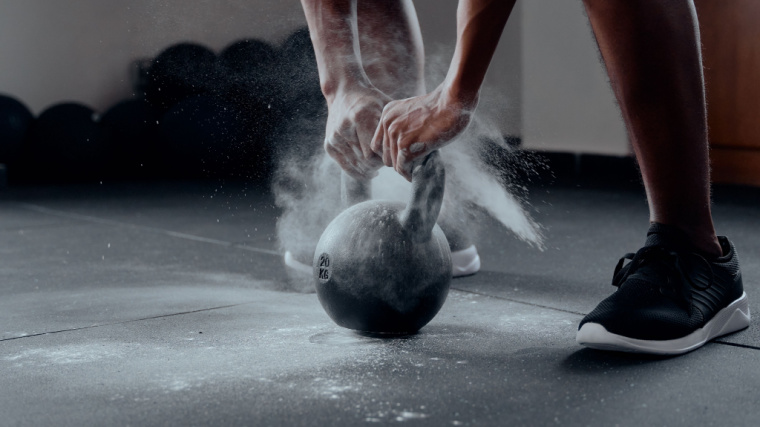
[370,119,384,157]
[346,133,366,164]
[334,124,374,174]
[342,158,369,181]
[395,149,413,182]
[409,141,427,154]
[325,138,367,179]
[348,127,384,173]
[377,103,395,167]
[329,133,357,161]
[382,120,393,167]
[342,163,368,181]
[324,139,349,167]
[389,125,400,171]
[339,146,370,177]
[396,139,425,182]
[356,122,377,160]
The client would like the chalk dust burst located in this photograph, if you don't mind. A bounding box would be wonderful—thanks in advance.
[272,44,544,293]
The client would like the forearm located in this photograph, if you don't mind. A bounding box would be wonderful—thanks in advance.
[443,0,516,107]
[300,0,370,104]
[357,0,425,98]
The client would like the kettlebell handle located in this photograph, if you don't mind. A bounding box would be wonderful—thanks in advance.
[340,151,445,244]
[399,151,445,244]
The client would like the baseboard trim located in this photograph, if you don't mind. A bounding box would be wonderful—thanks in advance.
[710,146,760,187]
[517,151,641,188]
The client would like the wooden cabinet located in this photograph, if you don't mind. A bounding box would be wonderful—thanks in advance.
[696,0,760,186]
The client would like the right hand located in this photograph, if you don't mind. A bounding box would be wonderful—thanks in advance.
[324,84,391,180]
[370,84,475,181]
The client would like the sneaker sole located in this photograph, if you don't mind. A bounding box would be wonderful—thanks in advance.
[284,245,481,279]
[576,292,751,355]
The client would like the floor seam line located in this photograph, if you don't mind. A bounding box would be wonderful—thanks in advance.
[14,202,281,256]
[0,302,256,343]
[713,340,760,351]
[5,292,754,350]
[450,287,586,316]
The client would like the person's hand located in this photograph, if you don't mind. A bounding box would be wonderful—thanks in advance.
[370,85,475,181]
[324,84,391,180]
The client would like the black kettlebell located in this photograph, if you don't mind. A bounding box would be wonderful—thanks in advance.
[313,151,452,334]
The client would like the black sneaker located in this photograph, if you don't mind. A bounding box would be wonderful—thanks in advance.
[577,223,750,355]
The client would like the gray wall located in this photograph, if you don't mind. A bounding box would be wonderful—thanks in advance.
[0,0,305,114]
[520,0,629,155]
[0,0,626,155]
[415,0,523,138]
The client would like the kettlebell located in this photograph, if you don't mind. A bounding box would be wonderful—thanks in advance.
[313,151,452,334]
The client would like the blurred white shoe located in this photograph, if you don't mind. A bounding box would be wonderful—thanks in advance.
[451,244,481,278]
[284,251,311,275]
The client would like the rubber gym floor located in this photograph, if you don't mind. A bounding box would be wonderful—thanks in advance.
[1,172,758,426]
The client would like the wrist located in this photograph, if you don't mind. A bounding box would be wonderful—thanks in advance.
[322,69,373,106]
[321,64,370,105]
[441,76,480,111]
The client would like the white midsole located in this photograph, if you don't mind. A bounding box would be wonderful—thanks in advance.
[577,292,751,355]
[284,245,481,279]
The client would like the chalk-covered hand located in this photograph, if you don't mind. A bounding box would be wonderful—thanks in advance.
[324,85,391,180]
[370,85,474,181]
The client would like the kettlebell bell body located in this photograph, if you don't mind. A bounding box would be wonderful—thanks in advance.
[314,152,452,334]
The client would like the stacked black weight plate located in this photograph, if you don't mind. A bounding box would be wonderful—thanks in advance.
[2,31,331,185]
[24,102,105,182]
[0,94,34,167]
[100,98,162,179]
[159,94,247,178]
[145,42,220,111]
[219,39,279,108]
[218,39,281,180]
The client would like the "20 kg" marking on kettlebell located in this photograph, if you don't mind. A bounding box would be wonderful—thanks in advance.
[317,253,331,282]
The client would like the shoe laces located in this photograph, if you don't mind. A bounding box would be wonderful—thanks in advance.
[611,245,714,304]
[612,246,672,288]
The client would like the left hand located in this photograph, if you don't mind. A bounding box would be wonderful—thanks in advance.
[370,85,475,181]
[323,84,390,180]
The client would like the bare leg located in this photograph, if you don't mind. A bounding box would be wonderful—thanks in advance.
[583,0,722,257]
